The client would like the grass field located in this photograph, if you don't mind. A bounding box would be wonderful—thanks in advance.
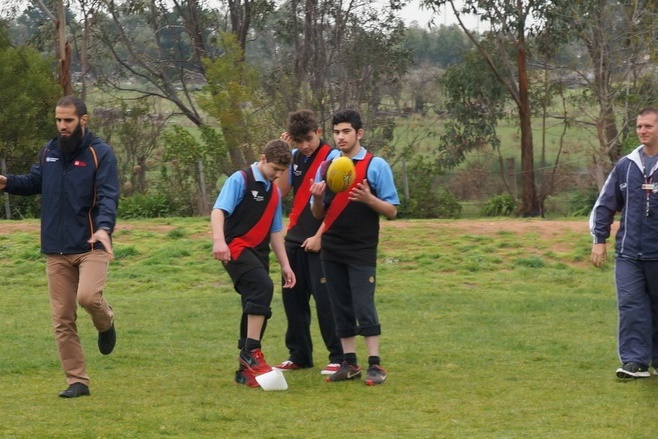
[0,217,656,438]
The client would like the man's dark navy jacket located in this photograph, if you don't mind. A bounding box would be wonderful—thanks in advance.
[4,130,119,254]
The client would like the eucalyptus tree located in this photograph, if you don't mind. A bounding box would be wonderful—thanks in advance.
[0,29,60,218]
[262,0,412,155]
[227,0,275,55]
[419,0,568,216]
[88,0,212,126]
[199,32,264,169]
[29,0,74,95]
[91,98,168,196]
[438,43,508,171]
[404,23,473,68]
[544,0,658,189]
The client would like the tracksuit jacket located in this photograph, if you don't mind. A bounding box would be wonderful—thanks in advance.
[3,130,119,255]
[590,145,658,260]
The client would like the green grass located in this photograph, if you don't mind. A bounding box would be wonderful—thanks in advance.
[0,217,656,438]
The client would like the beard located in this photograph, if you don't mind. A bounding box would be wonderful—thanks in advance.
[58,124,84,155]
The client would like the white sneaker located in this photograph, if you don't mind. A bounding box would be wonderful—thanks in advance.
[320,363,341,375]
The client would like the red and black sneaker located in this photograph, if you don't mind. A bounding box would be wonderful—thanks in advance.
[274,360,302,371]
[325,361,362,382]
[238,348,273,376]
[234,365,259,388]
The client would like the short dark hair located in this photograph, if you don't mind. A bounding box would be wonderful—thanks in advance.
[263,139,293,166]
[287,110,319,140]
[638,107,658,119]
[56,95,87,117]
[331,109,362,131]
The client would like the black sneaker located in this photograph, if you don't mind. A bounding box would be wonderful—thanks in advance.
[616,362,650,379]
[98,322,116,355]
[59,382,90,398]
[325,361,361,382]
[364,364,387,386]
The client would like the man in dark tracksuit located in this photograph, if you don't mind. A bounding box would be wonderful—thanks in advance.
[0,95,119,398]
[274,110,342,375]
[590,107,658,379]
[210,139,296,388]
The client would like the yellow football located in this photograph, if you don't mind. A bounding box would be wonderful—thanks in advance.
[325,156,356,193]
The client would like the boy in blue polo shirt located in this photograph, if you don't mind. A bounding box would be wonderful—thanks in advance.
[310,109,399,385]
[211,139,296,387]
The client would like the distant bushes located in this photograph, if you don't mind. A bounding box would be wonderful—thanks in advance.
[482,193,516,217]
[398,188,462,219]
[567,188,599,216]
[118,194,185,219]
[395,156,462,219]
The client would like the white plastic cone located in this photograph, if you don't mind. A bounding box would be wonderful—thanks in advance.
[255,368,288,391]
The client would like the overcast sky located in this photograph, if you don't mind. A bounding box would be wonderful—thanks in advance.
[3,0,482,30]
[395,0,482,30]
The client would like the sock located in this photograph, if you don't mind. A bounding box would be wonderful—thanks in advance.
[244,338,261,352]
[344,352,358,366]
[368,356,381,367]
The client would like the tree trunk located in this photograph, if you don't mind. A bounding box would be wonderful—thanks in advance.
[197,159,209,215]
[137,156,147,194]
[1,157,10,219]
[56,0,72,96]
[516,35,540,217]
[227,0,252,57]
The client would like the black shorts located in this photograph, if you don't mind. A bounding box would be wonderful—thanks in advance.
[224,248,273,317]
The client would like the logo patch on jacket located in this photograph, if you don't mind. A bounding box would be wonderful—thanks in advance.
[46,157,59,163]
[293,164,302,177]
[74,160,87,167]
[251,190,264,202]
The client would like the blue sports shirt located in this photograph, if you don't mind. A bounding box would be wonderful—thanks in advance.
[314,147,400,205]
[213,163,284,232]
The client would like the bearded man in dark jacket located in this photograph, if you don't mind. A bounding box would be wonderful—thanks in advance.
[0,95,119,398]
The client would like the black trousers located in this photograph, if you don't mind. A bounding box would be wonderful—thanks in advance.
[281,246,342,366]
[320,259,381,339]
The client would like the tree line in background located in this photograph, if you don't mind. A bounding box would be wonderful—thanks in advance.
[1,0,657,219]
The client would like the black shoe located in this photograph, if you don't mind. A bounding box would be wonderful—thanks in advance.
[364,364,387,386]
[616,362,650,379]
[98,322,116,355]
[59,382,90,398]
[325,361,362,382]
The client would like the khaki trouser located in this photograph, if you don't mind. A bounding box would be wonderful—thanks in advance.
[46,251,114,386]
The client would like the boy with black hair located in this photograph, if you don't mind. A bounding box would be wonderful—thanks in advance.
[310,109,399,385]
[274,110,343,375]
[211,140,296,387]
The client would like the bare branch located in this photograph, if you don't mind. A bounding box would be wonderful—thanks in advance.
[32,0,56,22]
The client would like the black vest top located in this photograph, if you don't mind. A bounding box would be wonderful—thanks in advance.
[285,143,333,245]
